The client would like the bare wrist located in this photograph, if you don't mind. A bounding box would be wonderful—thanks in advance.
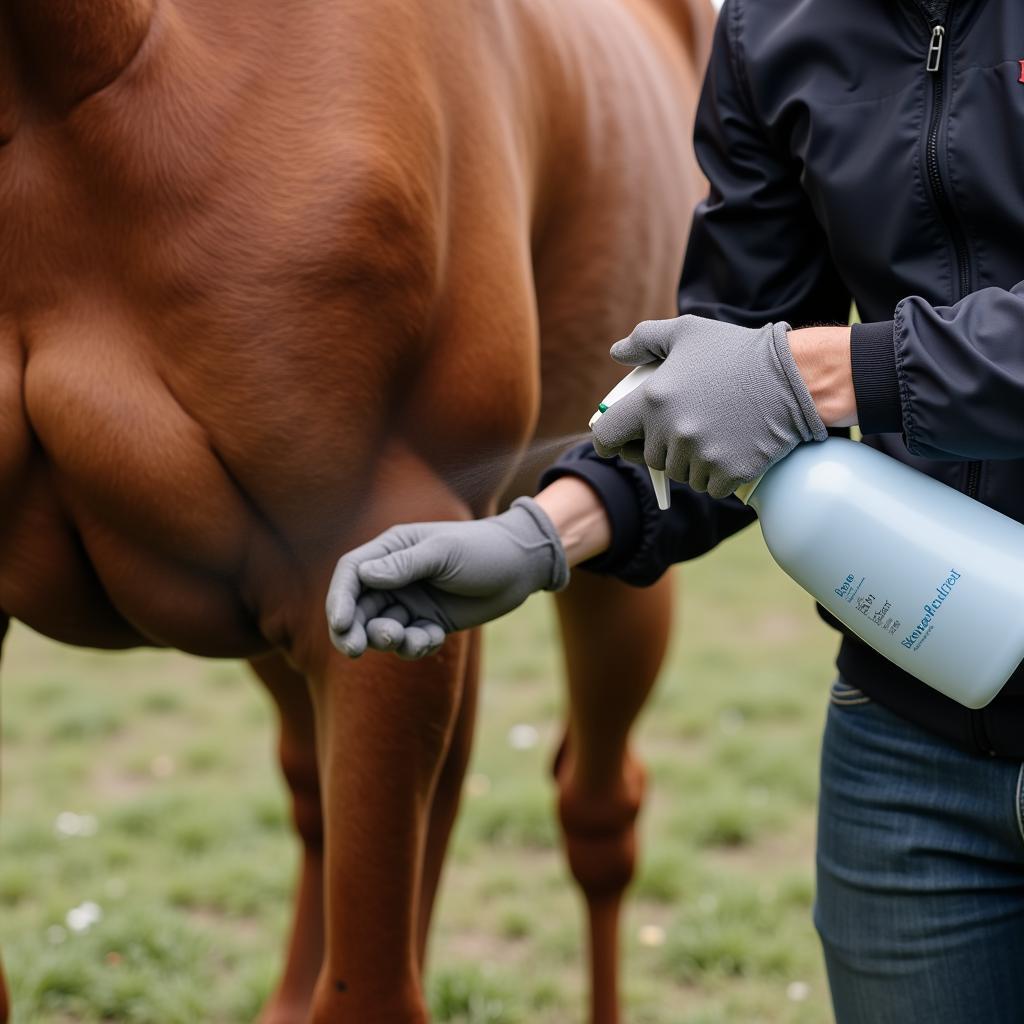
[787,326,857,427]
[533,476,611,568]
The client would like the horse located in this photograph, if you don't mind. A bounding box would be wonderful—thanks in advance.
[0,1,713,1020]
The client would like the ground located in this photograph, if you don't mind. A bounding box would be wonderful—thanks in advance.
[1,526,838,1023]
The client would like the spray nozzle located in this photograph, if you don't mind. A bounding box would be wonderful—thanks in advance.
[590,363,671,511]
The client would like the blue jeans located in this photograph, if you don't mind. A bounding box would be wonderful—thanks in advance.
[815,679,1024,1023]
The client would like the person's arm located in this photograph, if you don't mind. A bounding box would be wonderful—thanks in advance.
[326,493,573,658]
[850,286,1024,458]
[538,441,756,588]
[800,284,1024,459]
[788,325,856,428]
[533,476,611,567]
[324,463,753,659]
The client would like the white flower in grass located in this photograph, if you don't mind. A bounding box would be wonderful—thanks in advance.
[786,980,810,1002]
[637,924,666,947]
[507,724,539,750]
[55,812,98,838]
[66,901,102,933]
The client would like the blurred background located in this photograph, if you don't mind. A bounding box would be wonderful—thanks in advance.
[1,522,838,1023]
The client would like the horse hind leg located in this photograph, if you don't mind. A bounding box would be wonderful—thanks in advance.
[250,653,325,1024]
[553,571,674,1024]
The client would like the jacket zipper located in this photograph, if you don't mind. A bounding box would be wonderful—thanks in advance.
[918,11,983,498]
[965,459,981,499]
[917,5,990,748]
[921,13,971,300]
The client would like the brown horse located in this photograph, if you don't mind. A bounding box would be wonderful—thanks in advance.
[0,1,713,1021]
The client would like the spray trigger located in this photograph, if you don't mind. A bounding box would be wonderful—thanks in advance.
[589,363,671,511]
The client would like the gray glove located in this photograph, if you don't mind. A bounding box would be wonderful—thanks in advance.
[591,315,827,499]
[326,497,569,659]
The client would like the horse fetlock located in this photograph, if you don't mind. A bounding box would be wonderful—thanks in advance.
[555,751,648,899]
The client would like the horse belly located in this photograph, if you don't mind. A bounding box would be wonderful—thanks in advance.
[4,329,273,655]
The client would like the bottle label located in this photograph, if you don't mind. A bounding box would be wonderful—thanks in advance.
[831,565,958,651]
[899,569,961,651]
[832,571,904,639]
[832,569,962,651]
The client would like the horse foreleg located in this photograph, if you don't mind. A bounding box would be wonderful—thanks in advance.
[416,628,480,967]
[308,634,470,1023]
[553,571,674,1024]
[251,653,324,1024]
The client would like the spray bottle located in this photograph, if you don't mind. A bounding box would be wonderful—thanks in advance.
[592,368,1024,708]
[589,365,672,509]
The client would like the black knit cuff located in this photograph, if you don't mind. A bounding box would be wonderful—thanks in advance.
[537,457,643,577]
[851,320,902,435]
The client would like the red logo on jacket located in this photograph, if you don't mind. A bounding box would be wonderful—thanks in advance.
[1019,59,1024,83]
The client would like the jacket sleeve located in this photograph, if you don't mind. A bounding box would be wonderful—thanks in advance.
[535,0,850,588]
[537,443,756,588]
[853,283,1024,459]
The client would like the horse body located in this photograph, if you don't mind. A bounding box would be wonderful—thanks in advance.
[0,1,712,1020]
[2,1,459,657]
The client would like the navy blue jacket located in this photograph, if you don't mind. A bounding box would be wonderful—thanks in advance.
[541,0,1024,756]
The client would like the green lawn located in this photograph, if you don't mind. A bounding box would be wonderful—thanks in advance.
[1,527,838,1023]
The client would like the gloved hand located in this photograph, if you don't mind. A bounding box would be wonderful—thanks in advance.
[326,497,569,659]
[591,315,827,499]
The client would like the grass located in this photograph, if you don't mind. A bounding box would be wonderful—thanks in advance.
[1,527,838,1022]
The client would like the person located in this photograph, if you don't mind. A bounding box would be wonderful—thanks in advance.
[326,1,1024,1020]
